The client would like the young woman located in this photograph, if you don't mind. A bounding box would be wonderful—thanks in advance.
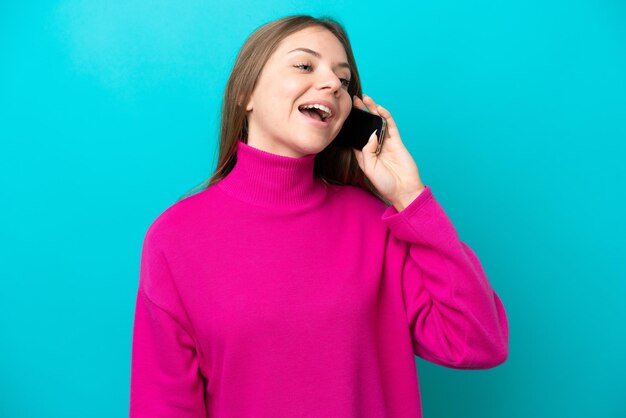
[130,14,509,418]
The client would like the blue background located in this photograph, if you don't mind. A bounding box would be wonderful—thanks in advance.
[1,1,624,417]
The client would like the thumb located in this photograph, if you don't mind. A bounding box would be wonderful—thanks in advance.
[362,129,378,164]
[353,130,378,172]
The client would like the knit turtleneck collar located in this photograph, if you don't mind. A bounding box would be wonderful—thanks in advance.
[216,139,328,211]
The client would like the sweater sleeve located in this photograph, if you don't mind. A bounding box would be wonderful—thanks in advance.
[380,185,509,369]
[129,230,207,417]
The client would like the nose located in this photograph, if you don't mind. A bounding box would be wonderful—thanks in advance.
[316,67,343,95]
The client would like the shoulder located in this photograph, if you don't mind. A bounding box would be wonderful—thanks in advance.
[326,183,389,215]
[142,184,222,248]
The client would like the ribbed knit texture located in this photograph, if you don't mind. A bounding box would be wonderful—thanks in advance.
[130,138,509,417]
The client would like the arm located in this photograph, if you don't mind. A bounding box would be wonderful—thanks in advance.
[381,186,509,369]
[129,232,207,417]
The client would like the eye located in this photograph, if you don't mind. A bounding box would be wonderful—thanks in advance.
[294,62,351,89]
[294,63,313,72]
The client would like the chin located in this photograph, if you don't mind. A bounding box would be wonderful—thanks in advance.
[286,134,326,154]
[296,143,326,156]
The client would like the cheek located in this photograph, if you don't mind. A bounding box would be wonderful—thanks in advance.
[258,74,300,102]
[281,78,308,100]
[340,94,352,119]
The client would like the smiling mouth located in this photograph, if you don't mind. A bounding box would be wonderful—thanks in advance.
[298,104,333,122]
[299,110,333,128]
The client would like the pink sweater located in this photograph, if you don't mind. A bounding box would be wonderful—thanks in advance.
[130,139,509,417]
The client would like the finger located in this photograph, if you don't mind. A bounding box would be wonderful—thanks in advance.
[353,95,367,111]
[376,104,400,139]
[352,130,378,172]
[362,94,380,116]
[362,130,379,166]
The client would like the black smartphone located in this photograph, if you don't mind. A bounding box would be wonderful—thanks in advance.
[333,106,387,153]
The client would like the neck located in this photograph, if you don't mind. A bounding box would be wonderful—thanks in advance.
[216,139,328,212]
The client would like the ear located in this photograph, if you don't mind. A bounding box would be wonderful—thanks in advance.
[237,94,253,112]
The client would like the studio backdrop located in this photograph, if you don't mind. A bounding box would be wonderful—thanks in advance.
[1,1,624,417]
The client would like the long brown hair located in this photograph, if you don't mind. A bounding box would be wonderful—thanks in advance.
[179,15,390,205]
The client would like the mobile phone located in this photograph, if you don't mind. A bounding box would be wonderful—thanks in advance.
[333,106,387,154]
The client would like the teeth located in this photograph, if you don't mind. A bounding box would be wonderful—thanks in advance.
[299,103,332,119]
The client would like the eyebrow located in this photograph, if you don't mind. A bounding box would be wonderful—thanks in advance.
[287,48,351,72]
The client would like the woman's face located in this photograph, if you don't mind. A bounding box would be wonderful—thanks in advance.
[244,26,353,157]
